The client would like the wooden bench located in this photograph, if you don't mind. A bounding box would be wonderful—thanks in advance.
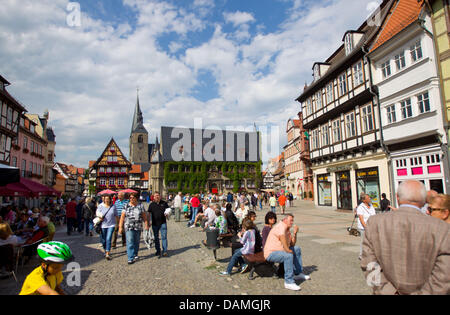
[242,252,284,280]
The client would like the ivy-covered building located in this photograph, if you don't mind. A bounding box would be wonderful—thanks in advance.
[149,126,262,195]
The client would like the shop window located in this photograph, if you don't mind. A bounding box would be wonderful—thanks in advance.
[317,174,332,206]
[428,165,441,174]
[356,168,381,209]
[411,167,423,175]
[397,169,407,176]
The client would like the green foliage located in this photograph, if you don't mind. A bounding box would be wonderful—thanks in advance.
[164,161,262,194]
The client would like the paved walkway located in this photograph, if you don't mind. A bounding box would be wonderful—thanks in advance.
[0,200,371,295]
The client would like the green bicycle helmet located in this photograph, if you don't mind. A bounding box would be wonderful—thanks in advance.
[37,241,74,263]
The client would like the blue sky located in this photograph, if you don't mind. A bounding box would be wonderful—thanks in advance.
[0,0,382,167]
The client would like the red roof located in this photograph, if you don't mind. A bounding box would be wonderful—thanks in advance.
[371,0,424,52]
[130,165,142,174]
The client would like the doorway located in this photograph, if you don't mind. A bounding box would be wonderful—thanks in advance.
[337,171,352,210]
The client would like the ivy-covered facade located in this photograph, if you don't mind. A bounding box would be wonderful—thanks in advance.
[163,161,262,194]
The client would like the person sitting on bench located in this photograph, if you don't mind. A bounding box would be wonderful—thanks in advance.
[264,213,311,291]
[219,218,256,276]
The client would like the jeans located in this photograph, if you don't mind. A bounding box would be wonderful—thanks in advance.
[152,224,167,254]
[84,219,93,235]
[266,246,304,284]
[100,226,115,253]
[66,217,77,234]
[226,248,245,274]
[359,229,365,258]
[270,206,276,213]
[125,229,141,261]
[113,217,126,247]
[189,207,199,225]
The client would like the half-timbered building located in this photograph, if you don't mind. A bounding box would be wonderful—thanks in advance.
[91,138,132,194]
[296,0,395,210]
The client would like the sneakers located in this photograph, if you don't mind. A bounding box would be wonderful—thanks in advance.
[133,256,139,262]
[219,271,230,276]
[162,252,168,257]
[294,273,311,281]
[128,260,135,265]
[285,282,301,291]
[240,264,250,274]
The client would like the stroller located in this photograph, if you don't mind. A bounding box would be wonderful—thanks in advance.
[347,211,361,237]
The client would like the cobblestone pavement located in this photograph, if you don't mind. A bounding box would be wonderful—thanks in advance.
[0,200,371,295]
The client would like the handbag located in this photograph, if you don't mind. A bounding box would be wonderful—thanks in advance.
[94,205,113,234]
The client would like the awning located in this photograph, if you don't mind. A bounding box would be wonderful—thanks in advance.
[0,164,20,186]
[0,177,60,198]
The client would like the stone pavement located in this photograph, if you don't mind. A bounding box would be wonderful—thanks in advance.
[0,200,371,295]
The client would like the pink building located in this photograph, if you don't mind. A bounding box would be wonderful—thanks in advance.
[10,115,47,184]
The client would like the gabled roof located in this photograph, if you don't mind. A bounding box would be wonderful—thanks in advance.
[130,164,142,174]
[93,138,131,168]
[370,0,425,52]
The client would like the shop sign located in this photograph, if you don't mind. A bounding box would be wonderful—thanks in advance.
[327,163,357,173]
[357,169,378,178]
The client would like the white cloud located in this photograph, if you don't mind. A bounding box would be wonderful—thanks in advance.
[0,0,382,167]
[223,11,256,27]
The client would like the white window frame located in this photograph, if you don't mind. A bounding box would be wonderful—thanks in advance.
[345,33,353,55]
[338,73,347,96]
[332,119,341,143]
[381,61,391,79]
[395,51,406,71]
[361,104,374,133]
[321,124,329,146]
[316,91,323,110]
[345,112,356,138]
[353,61,364,87]
[386,105,396,124]
[410,41,423,62]
[306,98,312,116]
[400,98,413,119]
[417,91,430,114]
[326,83,334,104]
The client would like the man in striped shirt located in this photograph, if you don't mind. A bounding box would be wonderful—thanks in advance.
[112,192,129,248]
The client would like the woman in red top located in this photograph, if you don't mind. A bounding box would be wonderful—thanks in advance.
[187,194,201,227]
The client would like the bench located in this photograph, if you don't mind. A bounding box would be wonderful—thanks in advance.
[242,252,284,280]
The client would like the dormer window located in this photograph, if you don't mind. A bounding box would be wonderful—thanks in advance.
[313,64,320,81]
[345,33,353,55]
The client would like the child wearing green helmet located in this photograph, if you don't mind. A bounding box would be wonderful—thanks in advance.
[19,241,74,295]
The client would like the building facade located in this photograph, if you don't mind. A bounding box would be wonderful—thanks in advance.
[296,1,395,210]
[149,126,262,195]
[91,138,132,194]
[11,115,47,184]
[427,0,450,191]
[0,75,26,167]
[369,0,449,194]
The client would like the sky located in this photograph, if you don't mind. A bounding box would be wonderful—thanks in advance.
[0,0,382,168]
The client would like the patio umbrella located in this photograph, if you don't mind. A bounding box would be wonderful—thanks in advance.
[118,189,138,194]
[0,184,32,197]
[98,189,116,196]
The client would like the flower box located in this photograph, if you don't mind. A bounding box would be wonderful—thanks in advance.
[23,148,29,154]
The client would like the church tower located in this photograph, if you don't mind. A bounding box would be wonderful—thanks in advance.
[129,91,149,164]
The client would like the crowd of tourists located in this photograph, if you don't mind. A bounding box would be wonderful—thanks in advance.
[3,179,449,295]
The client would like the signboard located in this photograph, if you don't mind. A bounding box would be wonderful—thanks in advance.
[326,163,357,173]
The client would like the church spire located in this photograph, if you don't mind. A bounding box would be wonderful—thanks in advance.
[131,88,148,134]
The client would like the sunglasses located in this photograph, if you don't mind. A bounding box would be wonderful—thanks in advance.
[428,207,447,213]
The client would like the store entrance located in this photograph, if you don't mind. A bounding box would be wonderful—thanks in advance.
[337,171,352,210]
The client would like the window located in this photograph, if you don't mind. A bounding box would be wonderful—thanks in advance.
[6,107,12,129]
[345,112,356,138]
[386,105,396,124]
[395,52,406,70]
[23,136,28,149]
[316,91,323,110]
[306,98,312,116]
[381,61,391,79]
[118,178,125,186]
[345,33,353,55]
[30,141,34,154]
[109,178,115,186]
[326,83,334,104]
[410,41,423,62]
[11,156,17,167]
[332,119,341,143]
[311,129,320,150]
[417,92,430,113]
[48,150,53,162]
[353,61,364,87]
[338,73,347,96]
[30,124,35,134]
[400,99,413,119]
[100,178,106,186]
[321,125,329,146]
[361,104,374,133]
[121,167,127,173]
[21,160,26,177]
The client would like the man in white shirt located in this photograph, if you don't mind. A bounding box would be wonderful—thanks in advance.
[203,204,217,229]
[173,192,182,222]
[356,194,376,260]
